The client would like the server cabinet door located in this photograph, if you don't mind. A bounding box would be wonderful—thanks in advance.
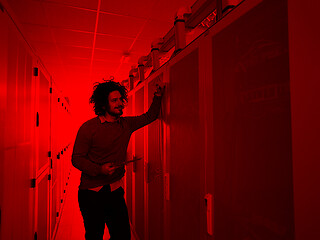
[38,72,50,171]
[2,28,35,240]
[168,49,204,240]
[125,96,133,222]
[211,0,294,239]
[147,77,164,240]
[134,86,145,240]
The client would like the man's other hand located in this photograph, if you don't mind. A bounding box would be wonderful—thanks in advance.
[101,163,119,175]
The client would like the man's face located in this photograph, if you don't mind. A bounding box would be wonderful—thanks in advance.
[106,90,124,117]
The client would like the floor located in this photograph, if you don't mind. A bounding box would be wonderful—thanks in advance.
[54,168,111,240]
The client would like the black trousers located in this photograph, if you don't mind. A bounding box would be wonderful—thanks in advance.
[78,185,131,240]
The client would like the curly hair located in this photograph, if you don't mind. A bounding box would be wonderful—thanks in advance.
[89,80,128,116]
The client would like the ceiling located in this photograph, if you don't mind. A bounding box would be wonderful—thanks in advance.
[5,0,196,89]
[5,0,197,122]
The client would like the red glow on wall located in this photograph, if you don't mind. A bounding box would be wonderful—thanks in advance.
[1,0,319,240]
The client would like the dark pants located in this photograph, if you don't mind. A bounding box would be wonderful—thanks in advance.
[78,185,131,240]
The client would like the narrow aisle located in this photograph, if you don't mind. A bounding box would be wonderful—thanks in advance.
[54,168,85,240]
[54,169,110,240]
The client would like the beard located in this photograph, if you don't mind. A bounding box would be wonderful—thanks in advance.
[107,107,123,117]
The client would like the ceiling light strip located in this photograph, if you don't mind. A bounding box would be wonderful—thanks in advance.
[89,0,102,82]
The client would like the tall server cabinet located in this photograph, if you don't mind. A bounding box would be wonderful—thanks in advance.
[0,7,73,240]
[125,0,296,240]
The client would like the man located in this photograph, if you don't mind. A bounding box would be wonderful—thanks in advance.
[72,80,164,240]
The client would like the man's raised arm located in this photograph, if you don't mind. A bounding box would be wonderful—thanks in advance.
[127,83,165,131]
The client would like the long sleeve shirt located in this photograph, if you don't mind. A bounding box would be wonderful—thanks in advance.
[72,95,162,189]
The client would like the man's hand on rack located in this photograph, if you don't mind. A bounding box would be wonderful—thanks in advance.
[154,82,165,97]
